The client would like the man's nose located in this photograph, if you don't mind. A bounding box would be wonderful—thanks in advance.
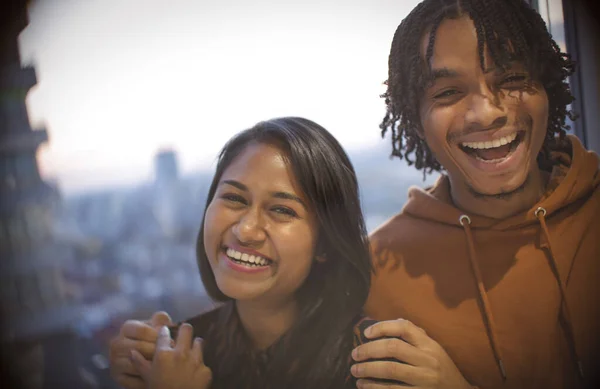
[464,86,508,131]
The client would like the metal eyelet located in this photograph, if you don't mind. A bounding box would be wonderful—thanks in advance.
[534,207,547,217]
[459,214,471,226]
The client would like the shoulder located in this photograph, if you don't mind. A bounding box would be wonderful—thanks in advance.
[170,304,226,339]
[368,209,428,261]
[351,316,378,348]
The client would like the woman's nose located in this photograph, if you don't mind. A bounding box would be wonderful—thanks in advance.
[232,208,266,244]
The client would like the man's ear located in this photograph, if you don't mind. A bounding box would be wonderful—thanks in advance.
[415,125,426,140]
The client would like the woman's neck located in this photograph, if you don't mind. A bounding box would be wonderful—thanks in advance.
[235,298,299,350]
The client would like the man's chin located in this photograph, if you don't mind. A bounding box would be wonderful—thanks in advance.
[467,176,529,200]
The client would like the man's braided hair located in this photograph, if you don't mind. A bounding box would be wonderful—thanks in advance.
[380,0,576,175]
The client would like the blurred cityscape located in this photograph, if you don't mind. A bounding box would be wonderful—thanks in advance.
[0,2,437,388]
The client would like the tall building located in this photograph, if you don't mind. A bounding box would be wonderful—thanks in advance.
[153,149,181,237]
[1,2,81,388]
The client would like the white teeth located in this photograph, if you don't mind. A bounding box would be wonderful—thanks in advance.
[462,132,517,150]
[225,248,270,266]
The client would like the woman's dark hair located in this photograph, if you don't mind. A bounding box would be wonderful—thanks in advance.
[195,117,371,388]
[381,0,576,175]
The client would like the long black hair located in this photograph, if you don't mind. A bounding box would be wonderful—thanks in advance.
[196,117,371,388]
[381,0,576,175]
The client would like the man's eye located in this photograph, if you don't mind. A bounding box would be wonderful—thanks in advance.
[501,74,529,86]
[433,89,459,99]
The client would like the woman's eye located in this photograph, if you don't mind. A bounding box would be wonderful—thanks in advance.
[221,193,247,204]
[271,206,298,218]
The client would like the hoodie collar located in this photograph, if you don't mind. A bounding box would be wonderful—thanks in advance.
[403,135,600,230]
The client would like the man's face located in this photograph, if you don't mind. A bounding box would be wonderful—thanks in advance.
[419,16,549,196]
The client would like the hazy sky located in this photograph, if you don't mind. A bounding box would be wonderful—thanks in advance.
[18,0,421,193]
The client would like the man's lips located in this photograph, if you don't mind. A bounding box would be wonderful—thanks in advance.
[457,131,527,173]
[454,127,523,145]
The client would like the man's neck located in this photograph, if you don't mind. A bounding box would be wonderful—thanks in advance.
[236,298,299,350]
[449,168,550,219]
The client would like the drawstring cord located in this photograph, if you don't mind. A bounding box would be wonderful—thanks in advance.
[535,207,584,379]
[459,215,507,381]
[458,209,584,381]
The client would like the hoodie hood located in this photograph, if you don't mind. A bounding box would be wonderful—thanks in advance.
[402,135,600,229]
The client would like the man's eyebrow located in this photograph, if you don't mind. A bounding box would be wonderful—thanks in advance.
[429,67,460,81]
[221,179,307,209]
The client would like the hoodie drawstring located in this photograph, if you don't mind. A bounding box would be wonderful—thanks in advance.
[535,207,584,379]
[459,215,507,381]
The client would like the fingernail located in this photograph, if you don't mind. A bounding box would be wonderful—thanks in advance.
[356,379,365,389]
[364,326,372,338]
[352,348,358,360]
[160,326,170,337]
[351,364,360,376]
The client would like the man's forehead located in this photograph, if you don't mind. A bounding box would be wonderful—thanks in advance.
[420,16,524,70]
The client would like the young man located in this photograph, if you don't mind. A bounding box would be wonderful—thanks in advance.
[349,0,600,388]
[109,0,599,388]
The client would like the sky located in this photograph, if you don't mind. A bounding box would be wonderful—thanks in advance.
[18,0,422,194]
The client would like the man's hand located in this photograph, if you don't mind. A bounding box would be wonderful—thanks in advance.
[351,319,473,389]
[109,311,173,389]
[131,324,212,389]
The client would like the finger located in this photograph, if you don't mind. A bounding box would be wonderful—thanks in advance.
[114,374,146,389]
[111,356,143,376]
[121,320,159,343]
[352,338,434,367]
[175,323,193,354]
[130,349,152,383]
[364,319,428,347]
[191,337,204,364]
[351,361,425,386]
[112,338,157,360]
[156,326,173,350]
[355,378,407,389]
[150,311,173,328]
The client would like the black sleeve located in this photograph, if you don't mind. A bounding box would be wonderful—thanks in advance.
[168,308,221,340]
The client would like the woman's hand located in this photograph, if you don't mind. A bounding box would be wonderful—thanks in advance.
[130,323,213,389]
[109,311,172,389]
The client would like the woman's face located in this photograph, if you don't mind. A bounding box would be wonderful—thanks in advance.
[203,142,319,306]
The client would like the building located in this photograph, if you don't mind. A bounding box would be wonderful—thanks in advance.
[153,148,181,237]
[0,1,82,388]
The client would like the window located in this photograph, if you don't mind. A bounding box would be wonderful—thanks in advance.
[533,0,600,153]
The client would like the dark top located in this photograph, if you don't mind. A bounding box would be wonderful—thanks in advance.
[169,302,374,389]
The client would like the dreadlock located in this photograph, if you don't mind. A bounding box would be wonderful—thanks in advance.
[380,0,576,176]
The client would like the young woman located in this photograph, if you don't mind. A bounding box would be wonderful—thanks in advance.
[118,117,374,389]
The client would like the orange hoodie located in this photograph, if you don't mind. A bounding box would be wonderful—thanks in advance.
[365,135,600,389]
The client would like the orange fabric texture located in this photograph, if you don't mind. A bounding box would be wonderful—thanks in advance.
[365,136,600,388]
